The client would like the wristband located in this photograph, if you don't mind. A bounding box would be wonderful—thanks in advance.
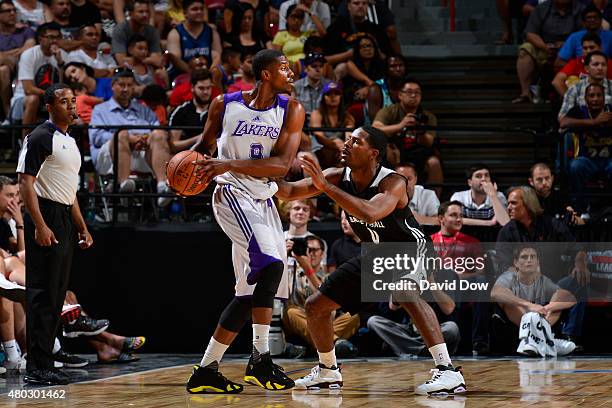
[15,225,24,230]
[305,268,315,277]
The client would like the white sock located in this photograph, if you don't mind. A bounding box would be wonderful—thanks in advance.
[200,338,229,368]
[429,343,452,367]
[252,324,269,355]
[3,340,20,361]
[52,337,61,354]
[318,350,337,369]
[157,181,167,192]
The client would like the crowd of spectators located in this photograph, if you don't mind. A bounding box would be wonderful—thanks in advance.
[0,0,611,362]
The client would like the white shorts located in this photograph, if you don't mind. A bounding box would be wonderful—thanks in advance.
[95,140,153,175]
[213,184,288,299]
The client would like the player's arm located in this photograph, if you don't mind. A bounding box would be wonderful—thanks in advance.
[196,99,305,180]
[275,167,343,201]
[192,94,223,156]
[300,155,404,224]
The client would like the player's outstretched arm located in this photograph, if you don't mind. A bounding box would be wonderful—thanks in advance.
[300,155,405,224]
[275,167,343,201]
[192,94,224,156]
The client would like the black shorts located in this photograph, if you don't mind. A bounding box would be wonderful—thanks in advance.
[318,255,365,315]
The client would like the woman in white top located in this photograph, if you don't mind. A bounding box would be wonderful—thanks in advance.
[13,0,51,30]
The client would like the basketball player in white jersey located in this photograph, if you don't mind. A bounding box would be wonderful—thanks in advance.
[185,49,305,394]
[275,127,466,395]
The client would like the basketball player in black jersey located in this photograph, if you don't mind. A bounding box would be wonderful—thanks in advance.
[276,126,466,395]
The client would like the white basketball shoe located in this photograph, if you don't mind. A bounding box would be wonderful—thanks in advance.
[554,338,576,356]
[415,365,467,396]
[294,364,343,390]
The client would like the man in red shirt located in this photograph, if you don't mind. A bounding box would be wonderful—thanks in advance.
[430,200,492,355]
[553,32,612,96]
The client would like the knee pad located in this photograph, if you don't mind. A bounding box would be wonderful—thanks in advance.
[219,297,251,333]
[252,261,284,308]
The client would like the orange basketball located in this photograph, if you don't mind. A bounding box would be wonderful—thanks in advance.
[166,151,209,196]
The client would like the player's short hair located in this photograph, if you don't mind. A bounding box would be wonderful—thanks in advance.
[581,31,602,46]
[0,175,16,192]
[43,83,71,105]
[360,126,387,163]
[529,162,552,178]
[191,68,212,86]
[585,50,607,66]
[438,200,463,217]
[465,163,490,179]
[252,49,284,81]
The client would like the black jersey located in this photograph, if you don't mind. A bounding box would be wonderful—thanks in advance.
[338,165,429,244]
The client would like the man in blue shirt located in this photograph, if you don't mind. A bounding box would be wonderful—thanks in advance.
[556,4,612,68]
[89,70,173,206]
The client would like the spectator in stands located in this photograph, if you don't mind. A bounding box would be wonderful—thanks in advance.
[596,0,612,29]
[166,0,185,27]
[126,34,169,94]
[65,25,116,78]
[228,52,256,92]
[139,84,168,124]
[168,69,211,153]
[291,52,330,116]
[431,200,490,354]
[292,35,332,79]
[71,82,103,125]
[327,210,360,274]
[495,186,583,282]
[367,268,460,357]
[365,54,406,124]
[0,0,35,120]
[89,70,173,207]
[63,61,113,100]
[0,177,24,257]
[372,78,443,192]
[68,0,101,32]
[450,164,509,226]
[224,0,269,36]
[309,81,355,168]
[528,162,586,225]
[559,51,612,119]
[223,3,271,57]
[98,0,115,39]
[513,0,585,104]
[491,245,577,355]
[211,47,241,91]
[112,0,163,69]
[555,4,612,70]
[272,5,315,65]
[168,53,214,107]
[323,0,392,66]
[279,0,329,35]
[552,32,612,96]
[9,23,66,135]
[49,0,81,50]
[284,235,360,357]
[166,0,221,75]
[395,162,439,225]
[343,34,386,105]
[284,199,328,268]
[14,0,51,30]
[336,0,400,55]
[560,82,612,214]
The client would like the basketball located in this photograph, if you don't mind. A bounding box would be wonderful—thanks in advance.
[166,150,208,196]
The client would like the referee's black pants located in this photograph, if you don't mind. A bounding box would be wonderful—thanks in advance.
[25,197,75,371]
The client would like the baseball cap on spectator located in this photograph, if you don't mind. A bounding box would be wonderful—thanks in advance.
[305,53,327,66]
[322,81,342,95]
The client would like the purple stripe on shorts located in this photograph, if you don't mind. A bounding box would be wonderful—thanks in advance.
[224,185,252,235]
[222,186,249,239]
[246,235,282,285]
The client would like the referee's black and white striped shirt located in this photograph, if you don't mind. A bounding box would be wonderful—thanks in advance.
[16,121,81,206]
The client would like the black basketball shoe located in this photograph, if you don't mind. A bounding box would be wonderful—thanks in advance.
[244,353,295,391]
[186,362,243,394]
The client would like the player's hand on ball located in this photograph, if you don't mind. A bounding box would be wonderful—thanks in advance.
[300,155,327,191]
[194,155,230,183]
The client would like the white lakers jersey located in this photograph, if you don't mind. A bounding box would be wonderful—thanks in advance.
[215,91,289,200]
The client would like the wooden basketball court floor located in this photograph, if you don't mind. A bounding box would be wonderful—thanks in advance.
[2,355,612,407]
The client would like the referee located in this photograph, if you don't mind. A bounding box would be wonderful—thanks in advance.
[17,84,93,385]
